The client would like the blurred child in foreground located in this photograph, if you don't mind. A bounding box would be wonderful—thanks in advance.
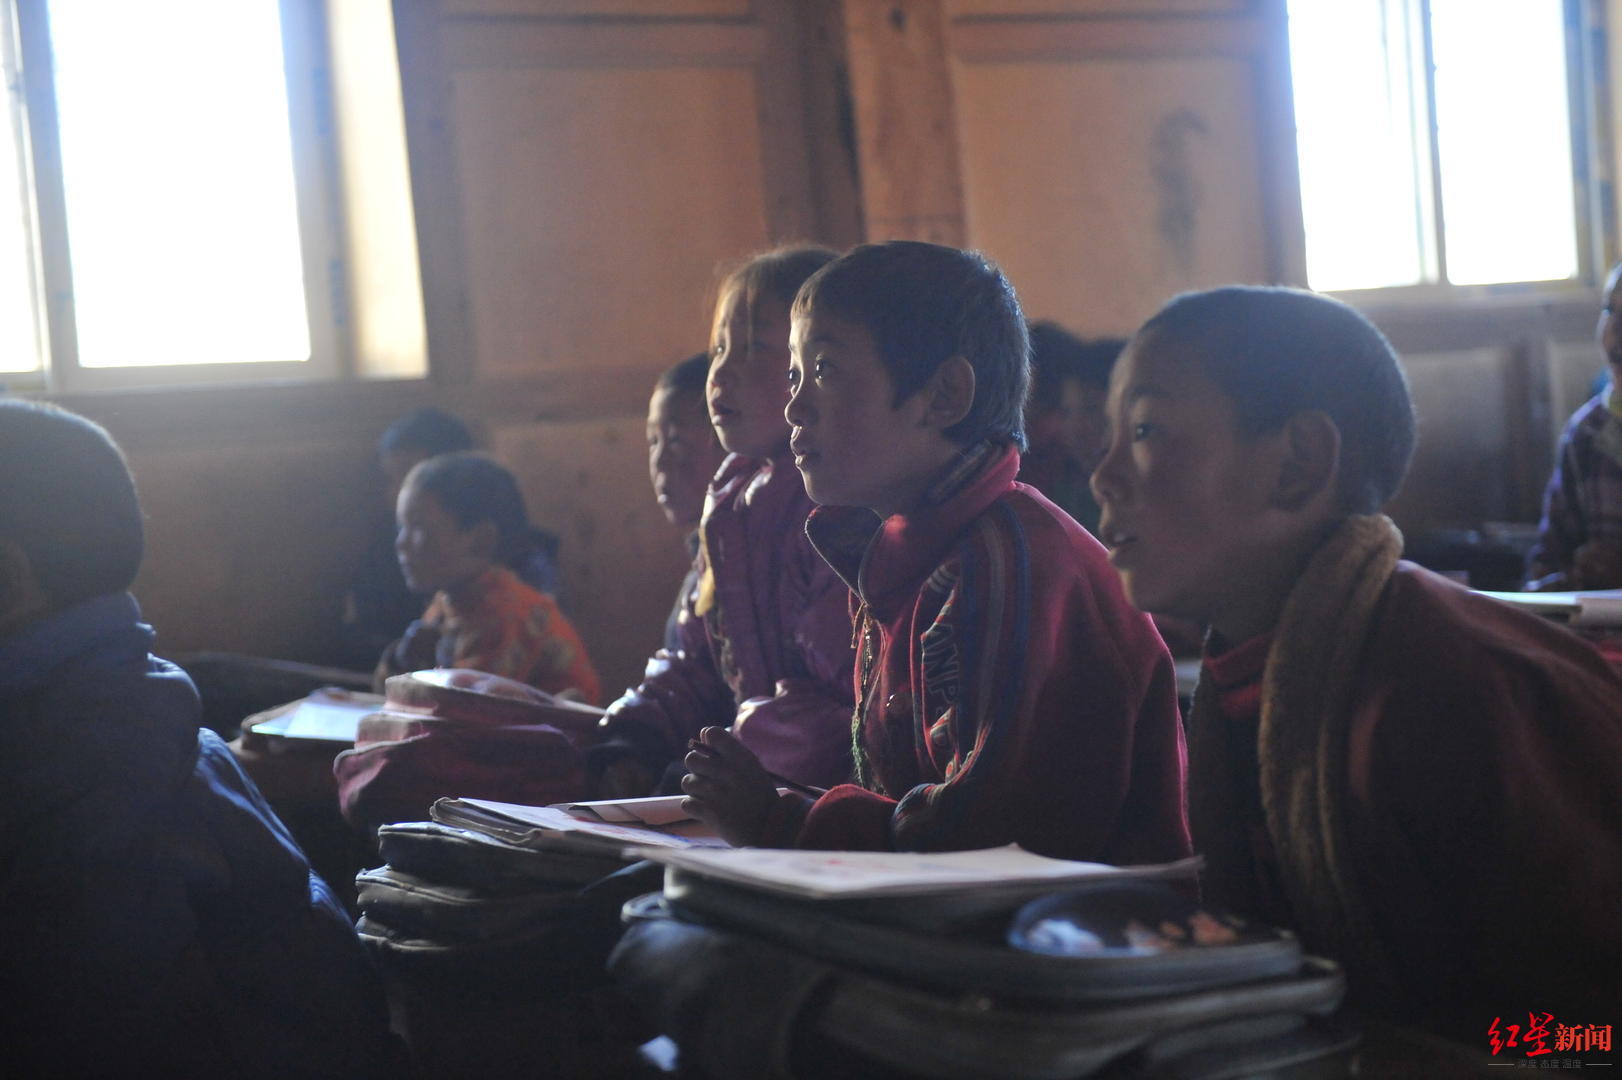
[0,401,395,1076]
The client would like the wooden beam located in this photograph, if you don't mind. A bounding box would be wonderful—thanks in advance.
[842,0,968,245]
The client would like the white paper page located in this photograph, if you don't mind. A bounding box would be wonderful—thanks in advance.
[252,693,380,742]
[630,844,1201,900]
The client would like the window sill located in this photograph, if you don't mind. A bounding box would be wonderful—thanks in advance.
[1333,287,1597,354]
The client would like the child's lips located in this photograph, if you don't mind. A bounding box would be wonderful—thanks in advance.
[1098,523,1137,558]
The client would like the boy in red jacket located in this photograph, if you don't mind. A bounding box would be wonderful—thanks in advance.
[683,241,1190,865]
[1090,286,1622,1063]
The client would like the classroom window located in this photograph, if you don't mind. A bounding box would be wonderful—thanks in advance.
[1286,0,1596,294]
[0,0,347,391]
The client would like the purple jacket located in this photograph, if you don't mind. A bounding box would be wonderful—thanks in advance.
[600,452,856,788]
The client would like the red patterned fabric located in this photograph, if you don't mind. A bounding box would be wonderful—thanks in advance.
[788,443,1191,864]
[383,565,602,706]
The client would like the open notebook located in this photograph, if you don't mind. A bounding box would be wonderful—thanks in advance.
[630,844,1202,902]
[431,796,727,857]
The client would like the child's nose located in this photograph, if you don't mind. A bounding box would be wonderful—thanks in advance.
[1090,444,1124,506]
[708,349,738,390]
[784,380,810,428]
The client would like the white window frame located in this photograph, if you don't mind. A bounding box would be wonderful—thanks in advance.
[1,0,350,393]
[1289,0,1613,304]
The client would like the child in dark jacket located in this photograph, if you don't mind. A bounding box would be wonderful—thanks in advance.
[0,401,395,1077]
[591,247,858,795]
[682,241,1191,866]
[1090,286,1622,1065]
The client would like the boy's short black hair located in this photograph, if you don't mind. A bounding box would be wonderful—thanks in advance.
[793,241,1030,449]
[1141,286,1416,515]
[378,407,474,458]
[404,452,531,568]
[0,400,143,607]
[1028,322,1126,414]
[657,352,711,398]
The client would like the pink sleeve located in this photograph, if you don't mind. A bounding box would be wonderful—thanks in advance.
[730,548,857,788]
[599,585,734,767]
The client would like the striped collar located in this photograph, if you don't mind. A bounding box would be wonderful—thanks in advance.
[806,441,1020,616]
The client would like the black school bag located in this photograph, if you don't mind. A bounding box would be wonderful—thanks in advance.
[609,876,1360,1079]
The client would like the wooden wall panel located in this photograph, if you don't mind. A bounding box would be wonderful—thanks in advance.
[451,63,771,379]
[491,416,694,695]
[839,1,1301,330]
[1548,339,1610,450]
[1385,349,1520,535]
[843,0,967,243]
[1363,297,1595,531]
[954,55,1269,333]
[127,439,379,663]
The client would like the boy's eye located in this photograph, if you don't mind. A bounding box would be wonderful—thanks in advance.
[1131,422,1155,441]
[813,358,830,378]
[787,367,800,389]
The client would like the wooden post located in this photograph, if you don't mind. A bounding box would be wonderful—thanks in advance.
[841,0,968,245]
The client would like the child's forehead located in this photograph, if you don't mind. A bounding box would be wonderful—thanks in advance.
[396,479,436,514]
[789,303,876,344]
[1110,333,1230,407]
[716,289,789,334]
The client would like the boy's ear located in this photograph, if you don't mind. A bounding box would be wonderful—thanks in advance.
[922,356,976,432]
[1271,410,1341,512]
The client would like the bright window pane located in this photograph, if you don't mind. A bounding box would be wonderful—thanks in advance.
[1431,0,1578,285]
[1287,0,1428,292]
[0,88,41,377]
[48,0,311,368]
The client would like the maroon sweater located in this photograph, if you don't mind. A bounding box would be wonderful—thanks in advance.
[772,443,1191,864]
[1189,516,1622,1047]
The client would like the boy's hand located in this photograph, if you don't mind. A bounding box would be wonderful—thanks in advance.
[1573,541,1622,589]
[681,726,778,847]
